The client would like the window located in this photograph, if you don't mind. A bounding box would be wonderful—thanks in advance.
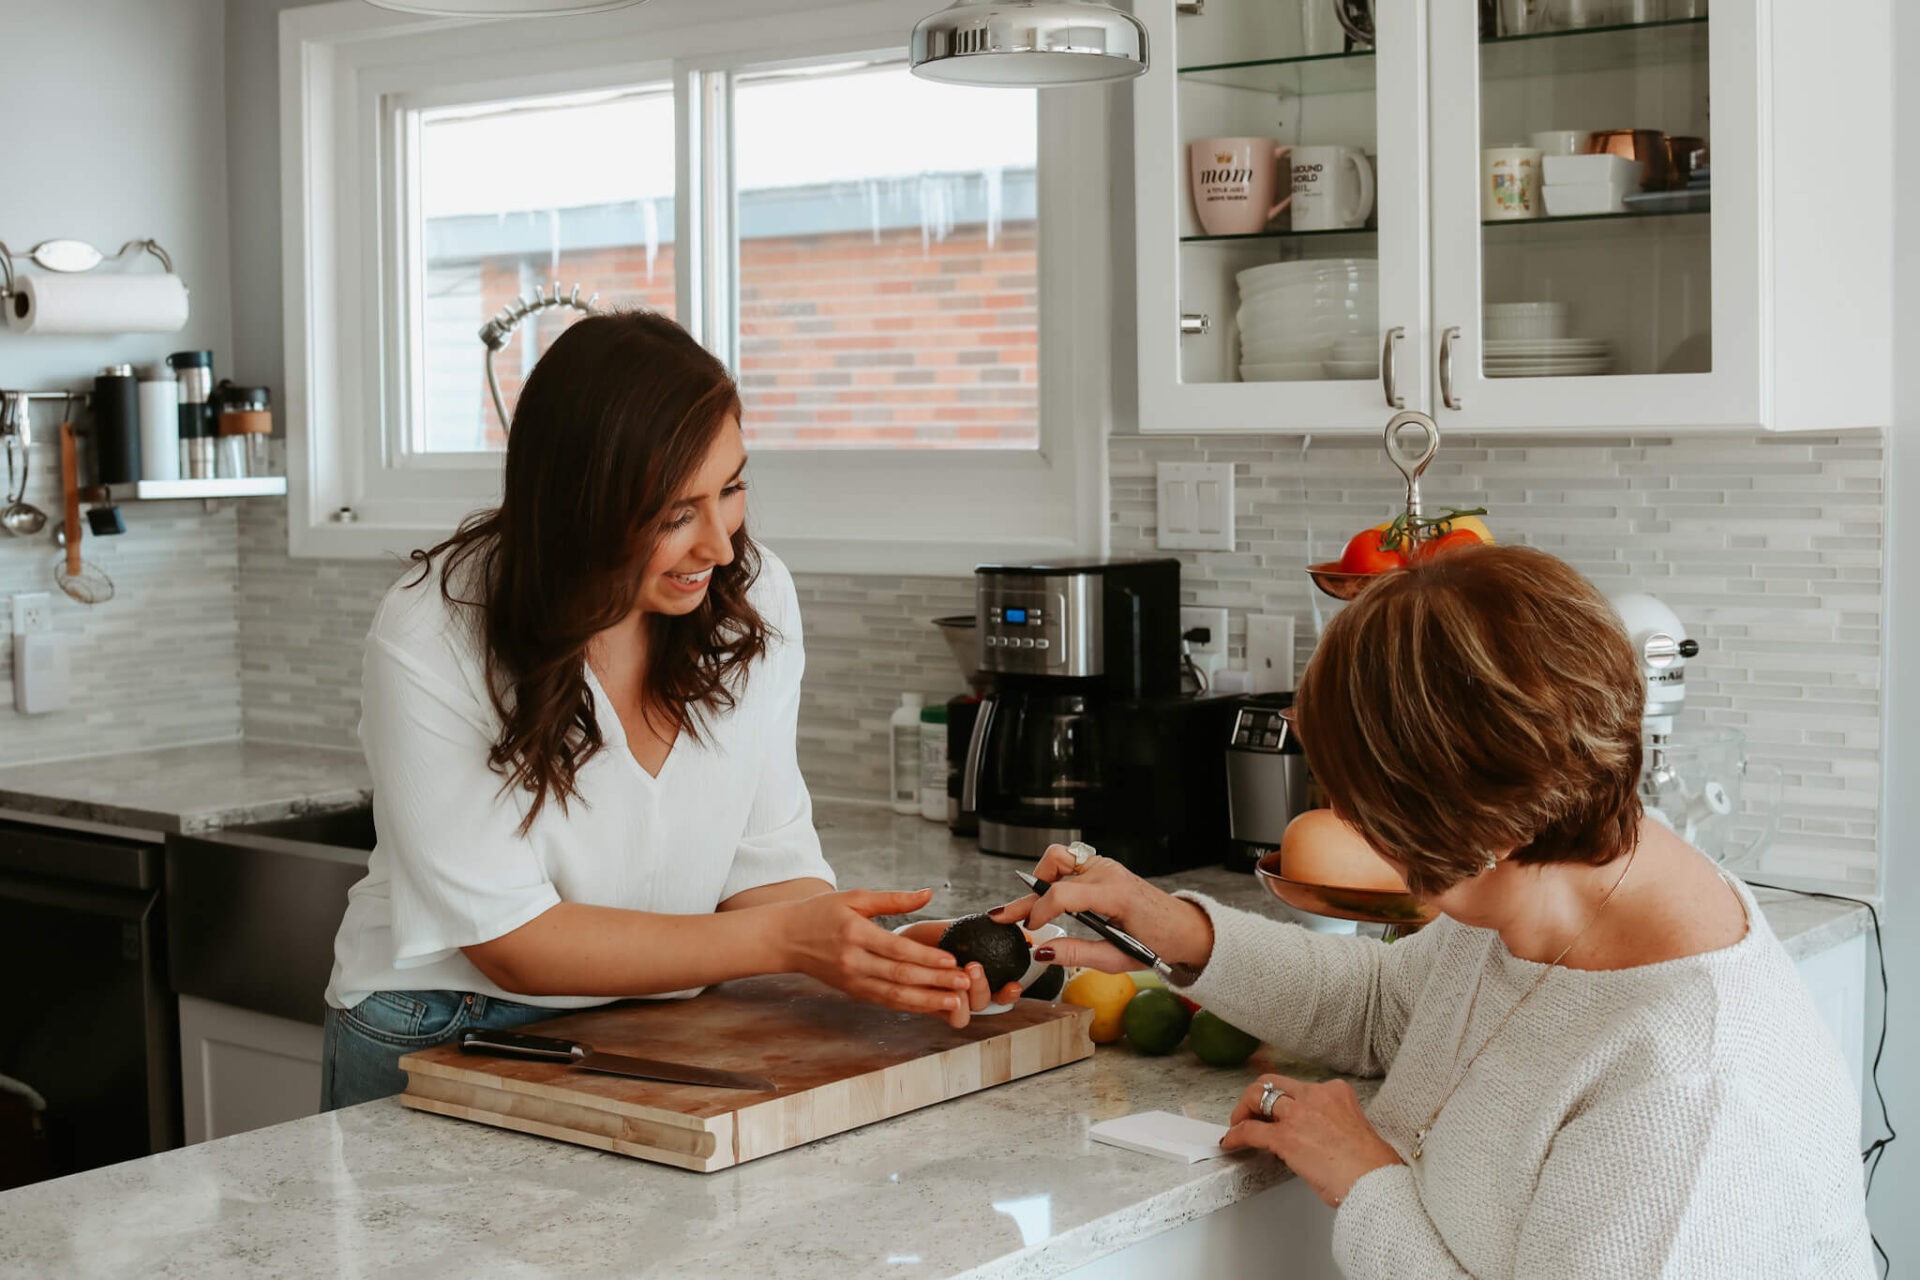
[416,86,676,453]
[732,63,1037,450]
[284,3,1111,572]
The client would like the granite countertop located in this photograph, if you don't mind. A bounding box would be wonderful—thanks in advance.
[0,741,372,834]
[0,800,1872,1280]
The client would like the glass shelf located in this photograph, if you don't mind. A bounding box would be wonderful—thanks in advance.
[1178,47,1375,96]
[1481,203,1708,230]
[1181,225,1379,244]
[1481,16,1707,79]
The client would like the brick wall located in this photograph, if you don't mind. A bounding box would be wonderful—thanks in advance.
[432,220,1038,451]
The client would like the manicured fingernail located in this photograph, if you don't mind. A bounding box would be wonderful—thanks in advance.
[1035,946,1055,961]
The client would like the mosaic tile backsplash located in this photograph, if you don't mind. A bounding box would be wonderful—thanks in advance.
[8,426,1882,893]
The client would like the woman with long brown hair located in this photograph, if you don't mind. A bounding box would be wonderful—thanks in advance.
[321,312,1012,1108]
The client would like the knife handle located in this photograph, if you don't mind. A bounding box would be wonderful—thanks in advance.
[460,1029,585,1062]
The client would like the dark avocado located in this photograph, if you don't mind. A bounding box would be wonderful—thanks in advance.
[1023,965,1066,1001]
[937,914,1031,990]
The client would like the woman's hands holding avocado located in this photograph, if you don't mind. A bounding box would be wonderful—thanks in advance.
[774,889,1011,1029]
[992,844,1216,975]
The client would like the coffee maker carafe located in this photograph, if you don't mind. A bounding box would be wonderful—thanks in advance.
[962,559,1224,872]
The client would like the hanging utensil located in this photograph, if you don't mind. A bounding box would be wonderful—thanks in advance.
[54,421,112,606]
[1,393,50,537]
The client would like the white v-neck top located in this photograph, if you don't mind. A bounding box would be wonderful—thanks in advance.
[326,545,832,1011]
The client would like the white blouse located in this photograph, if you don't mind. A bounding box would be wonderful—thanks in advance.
[326,545,833,1011]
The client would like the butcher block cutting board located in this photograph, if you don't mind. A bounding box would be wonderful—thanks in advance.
[398,974,1094,1172]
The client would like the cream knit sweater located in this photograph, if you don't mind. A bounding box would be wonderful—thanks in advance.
[1175,876,1872,1278]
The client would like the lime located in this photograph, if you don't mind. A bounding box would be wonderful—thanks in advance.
[1188,1009,1261,1068]
[1122,988,1192,1056]
[1129,969,1168,992]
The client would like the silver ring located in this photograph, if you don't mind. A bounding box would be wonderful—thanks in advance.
[1256,1081,1287,1119]
[1067,841,1096,872]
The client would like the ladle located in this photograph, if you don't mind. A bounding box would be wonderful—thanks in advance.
[1,395,50,537]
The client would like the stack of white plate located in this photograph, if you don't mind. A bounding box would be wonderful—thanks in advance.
[1483,337,1613,378]
[1236,259,1379,382]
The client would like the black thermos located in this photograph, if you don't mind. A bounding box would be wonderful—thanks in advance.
[92,365,141,486]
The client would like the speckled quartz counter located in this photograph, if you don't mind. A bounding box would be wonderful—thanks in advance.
[0,740,372,834]
[0,802,1872,1280]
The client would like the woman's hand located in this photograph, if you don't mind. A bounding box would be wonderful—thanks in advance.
[989,845,1215,975]
[896,921,1024,1023]
[775,890,985,1029]
[1221,1073,1404,1208]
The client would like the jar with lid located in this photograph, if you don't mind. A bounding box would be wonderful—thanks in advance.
[214,382,274,478]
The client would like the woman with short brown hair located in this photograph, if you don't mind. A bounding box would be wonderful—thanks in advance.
[1008,545,1871,1277]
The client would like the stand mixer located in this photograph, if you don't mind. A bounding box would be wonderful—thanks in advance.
[1609,591,1780,866]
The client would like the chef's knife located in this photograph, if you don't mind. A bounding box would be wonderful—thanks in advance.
[1013,869,1201,987]
[459,1029,776,1092]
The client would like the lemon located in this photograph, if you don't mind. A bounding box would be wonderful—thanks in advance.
[1188,1009,1261,1068]
[1063,969,1137,1044]
[1123,989,1192,1056]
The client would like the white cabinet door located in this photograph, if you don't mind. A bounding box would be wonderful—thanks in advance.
[1425,0,1764,431]
[1135,0,1430,434]
[178,995,324,1145]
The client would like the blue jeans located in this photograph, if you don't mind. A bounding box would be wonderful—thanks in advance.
[320,989,558,1110]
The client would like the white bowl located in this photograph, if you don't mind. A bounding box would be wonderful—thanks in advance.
[1325,359,1377,379]
[1483,301,1569,342]
[1237,260,1377,294]
[1542,153,1638,187]
[1543,182,1630,216]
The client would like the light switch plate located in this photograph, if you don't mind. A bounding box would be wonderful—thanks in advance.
[1156,463,1234,552]
[1246,614,1295,694]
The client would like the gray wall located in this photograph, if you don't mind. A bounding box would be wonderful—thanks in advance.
[0,0,243,763]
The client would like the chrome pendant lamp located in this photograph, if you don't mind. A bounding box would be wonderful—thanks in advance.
[362,0,648,16]
[910,1,1149,86]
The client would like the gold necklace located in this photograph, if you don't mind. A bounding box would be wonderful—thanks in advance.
[1410,844,1637,1161]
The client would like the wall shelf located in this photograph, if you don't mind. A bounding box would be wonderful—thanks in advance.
[107,477,287,501]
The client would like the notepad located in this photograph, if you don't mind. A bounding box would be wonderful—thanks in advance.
[1089,1111,1230,1163]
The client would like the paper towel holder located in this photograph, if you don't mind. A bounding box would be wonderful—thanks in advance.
[0,238,184,313]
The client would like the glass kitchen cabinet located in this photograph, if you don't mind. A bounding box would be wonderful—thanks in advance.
[1426,0,1762,430]
[1135,0,1892,436]
[1133,0,1430,433]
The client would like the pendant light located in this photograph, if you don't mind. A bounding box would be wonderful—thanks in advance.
[910,1,1149,86]
[362,0,648,16]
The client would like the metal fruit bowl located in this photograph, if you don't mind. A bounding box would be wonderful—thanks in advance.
[1254,851,1437,927]
[1306,562,1394,601]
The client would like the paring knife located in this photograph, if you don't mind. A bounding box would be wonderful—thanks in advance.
[459,1029,776,1092]
[1014,870,1201,987]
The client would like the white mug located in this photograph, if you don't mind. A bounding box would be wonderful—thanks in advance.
[1189,138,1295,236]
[1482,146,1544,220]
[1528,130,1593,156]
[1289,145,1375,232]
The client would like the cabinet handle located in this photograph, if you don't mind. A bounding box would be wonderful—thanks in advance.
[1439,325,1464,411]
[1180,312,1211,337]
[1381,326,1405,409]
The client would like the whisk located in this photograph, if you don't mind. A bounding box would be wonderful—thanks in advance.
[479,282,599,429]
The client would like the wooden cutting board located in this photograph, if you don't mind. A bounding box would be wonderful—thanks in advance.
[398,974,1093,1172]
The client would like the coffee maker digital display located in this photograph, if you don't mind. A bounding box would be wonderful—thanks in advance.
[961,559,1233,875]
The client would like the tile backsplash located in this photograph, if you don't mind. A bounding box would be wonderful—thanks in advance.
[11,426,1880,892]
[0,439,244,764]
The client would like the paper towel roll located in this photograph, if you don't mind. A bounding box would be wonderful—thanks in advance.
[6,273,190,335]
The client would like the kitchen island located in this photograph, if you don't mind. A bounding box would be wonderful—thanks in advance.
[0,797,1875,1280]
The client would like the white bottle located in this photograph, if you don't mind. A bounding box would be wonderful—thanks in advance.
[136,364,180,482]
[890,692,926,814]
[919,703,949,822]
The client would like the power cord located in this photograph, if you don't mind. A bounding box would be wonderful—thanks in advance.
[1180,626,1211,695]
[1747,880,1895,1277]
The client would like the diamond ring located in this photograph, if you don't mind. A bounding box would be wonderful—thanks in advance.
[1256,1081,1288,1119]
[1066,841,1096,872]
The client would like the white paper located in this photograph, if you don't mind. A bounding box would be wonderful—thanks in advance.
[5,273,190,334]
[1090,1111,1229,1163]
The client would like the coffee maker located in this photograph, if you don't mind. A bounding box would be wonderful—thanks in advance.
[960,559,1235,875]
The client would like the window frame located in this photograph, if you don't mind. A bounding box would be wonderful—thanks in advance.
[279,0,1113,573]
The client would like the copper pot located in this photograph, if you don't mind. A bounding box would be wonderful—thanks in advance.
[1586,128,1674,192]
[1665,135,1706,188]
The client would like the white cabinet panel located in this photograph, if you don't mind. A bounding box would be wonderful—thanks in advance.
[179,995,324,1145]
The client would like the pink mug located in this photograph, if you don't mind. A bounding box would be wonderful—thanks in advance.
[1189,138,1295,236]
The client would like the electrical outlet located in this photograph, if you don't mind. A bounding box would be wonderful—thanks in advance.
[1180,607,1229,688]
[1247,614,1296,694]
[9,592,52,636]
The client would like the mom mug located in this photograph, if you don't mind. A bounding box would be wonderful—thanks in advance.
[1189,138,1295,236]
[1289,145,1375,231]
